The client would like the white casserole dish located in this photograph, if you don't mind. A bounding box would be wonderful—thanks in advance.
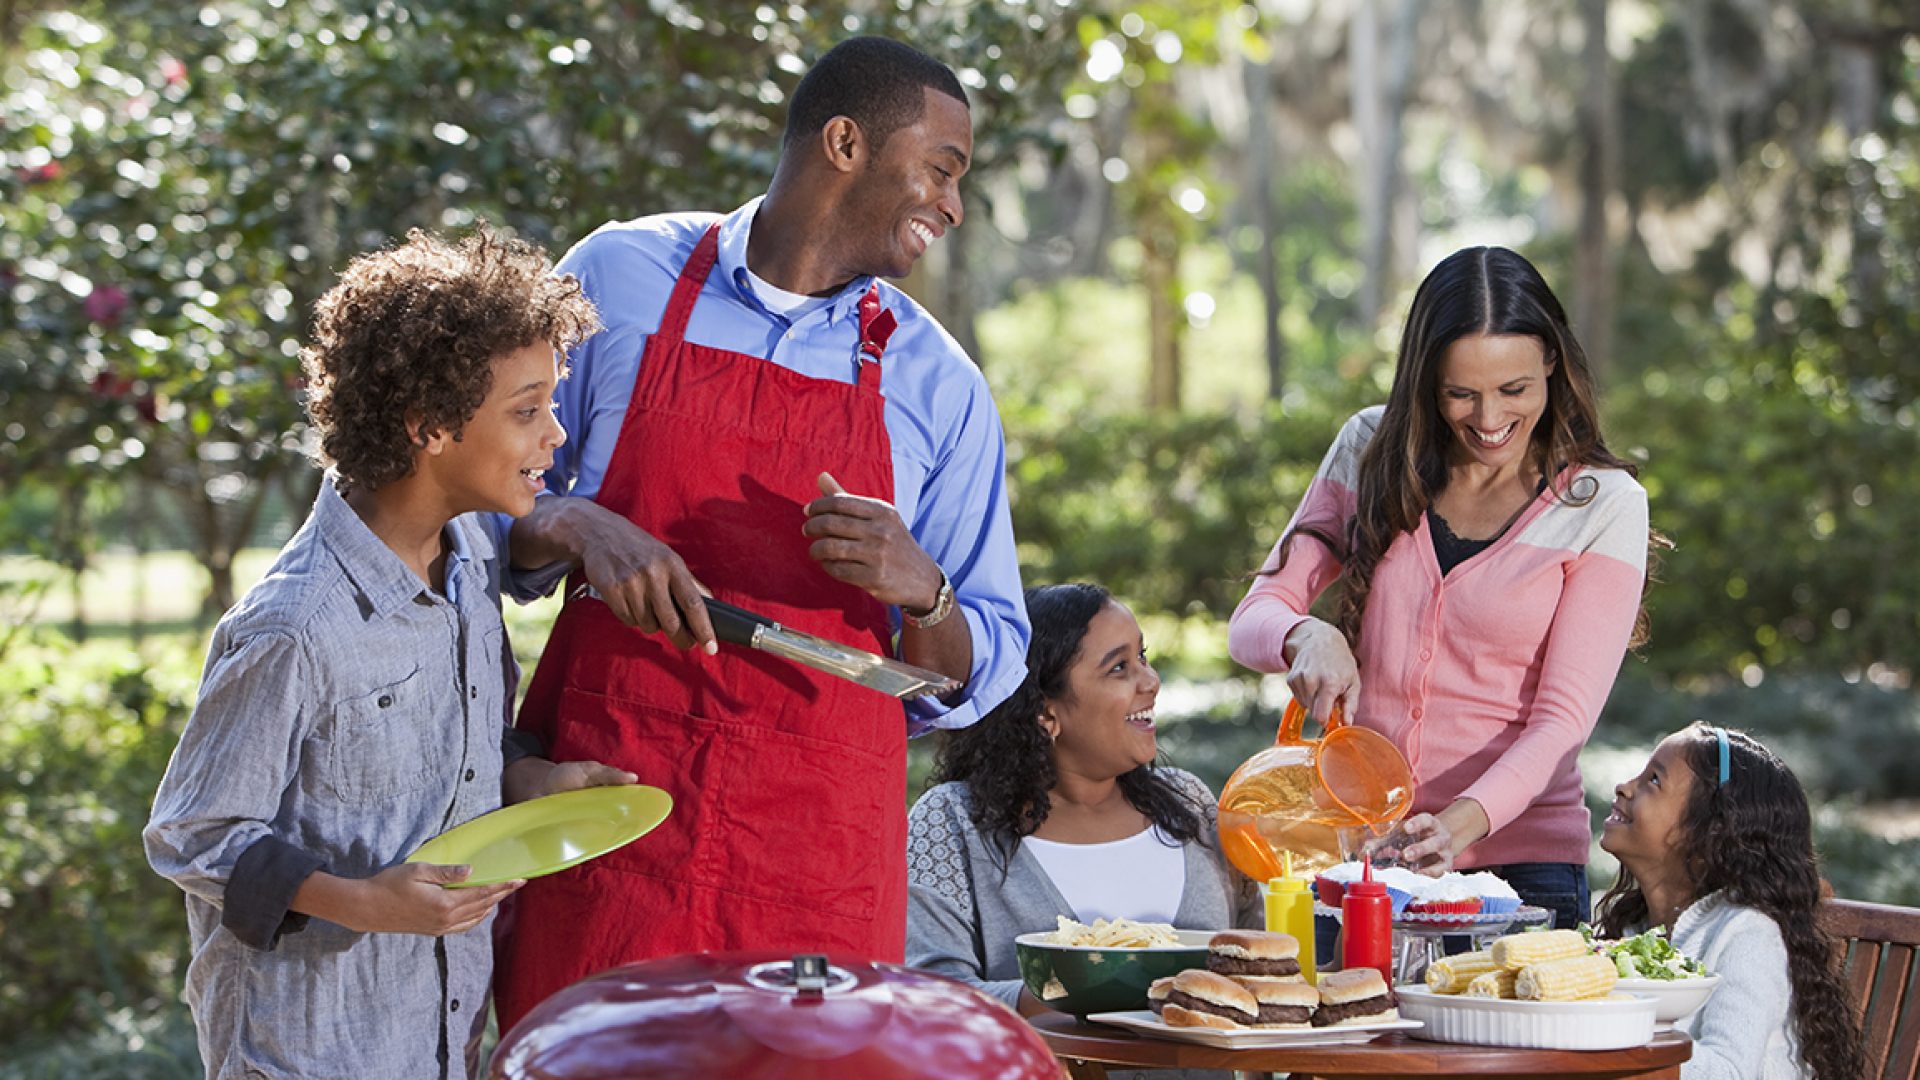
[1396,985,1658,1050]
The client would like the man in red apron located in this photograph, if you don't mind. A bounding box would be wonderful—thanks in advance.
[494,37,1031,1030]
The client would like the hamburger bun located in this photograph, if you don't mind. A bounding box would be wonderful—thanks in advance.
[1205,930,1305,979]
[1309,967,1399,1027]
[1146,976,1175,1015]
[1207,930,1300,961]
[1233,976,1319,1007]
[1160,969,1258,1028]
[1162,1003,1248,1030]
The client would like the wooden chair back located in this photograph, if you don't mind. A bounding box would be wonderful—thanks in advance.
[1822,897,1920,1080]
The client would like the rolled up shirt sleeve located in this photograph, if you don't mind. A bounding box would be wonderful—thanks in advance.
[899,372,1028,735]
[144,627,322,951]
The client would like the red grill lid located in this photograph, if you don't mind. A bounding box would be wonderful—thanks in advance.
[492,952,1060,1079]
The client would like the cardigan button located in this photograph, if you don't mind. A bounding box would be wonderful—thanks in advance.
[1412,707,1424,719]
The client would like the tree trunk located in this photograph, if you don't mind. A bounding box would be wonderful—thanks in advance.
[1574,0,1619,371]
[1835,2,1884,304]
[1353,0,1418,327]
[943,216,983,366]
[1141,213,1183,412]
[1245,45,1286,401]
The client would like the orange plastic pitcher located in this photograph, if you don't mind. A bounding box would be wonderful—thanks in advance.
[1216,699,1414,880]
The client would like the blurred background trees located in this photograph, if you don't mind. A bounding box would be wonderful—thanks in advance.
[2,0,1916,1070]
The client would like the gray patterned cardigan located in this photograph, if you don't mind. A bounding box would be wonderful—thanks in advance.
[904,767,1263,1009]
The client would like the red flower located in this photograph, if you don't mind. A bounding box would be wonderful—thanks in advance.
[160,57,188,87]
[20,161,62,184]
[84,284,129,326]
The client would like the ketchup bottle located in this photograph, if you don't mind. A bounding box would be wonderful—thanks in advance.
[1340,861,1394,983]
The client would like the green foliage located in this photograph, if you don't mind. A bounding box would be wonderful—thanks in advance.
[1002,402,1350,621]
[0,638,196,1043]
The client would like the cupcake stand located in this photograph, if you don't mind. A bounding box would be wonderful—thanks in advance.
[1315,902,1555,986]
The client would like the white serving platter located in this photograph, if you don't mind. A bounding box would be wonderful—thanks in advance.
[1089,1010,1421,1049]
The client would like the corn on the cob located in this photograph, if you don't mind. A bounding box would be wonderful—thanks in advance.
[1515,953,1618,1001]
[1490,929,1588,971]
[1464,970,1518,998]
[1424,950,1499,993]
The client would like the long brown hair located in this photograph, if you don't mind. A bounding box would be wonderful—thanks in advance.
[1278,246,1654,647]
[1596,724,1867,1080]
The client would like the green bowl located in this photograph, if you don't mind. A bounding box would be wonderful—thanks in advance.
[1014,928,1212,1016]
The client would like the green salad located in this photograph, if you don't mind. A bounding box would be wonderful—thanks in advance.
[1579,925,1709,980]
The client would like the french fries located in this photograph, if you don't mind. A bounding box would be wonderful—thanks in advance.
[1042,915,1179,948]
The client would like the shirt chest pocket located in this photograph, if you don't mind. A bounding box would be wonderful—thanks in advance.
[320,668,447,804]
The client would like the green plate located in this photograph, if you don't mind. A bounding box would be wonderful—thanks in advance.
[406,785,672,888]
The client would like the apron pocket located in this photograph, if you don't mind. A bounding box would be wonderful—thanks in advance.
[552,686,887,924]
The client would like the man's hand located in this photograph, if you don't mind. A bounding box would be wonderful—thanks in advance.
[298,863,523,937]
[802,472,943,611]
[1282,618,1362,726]
[569,504,716,653]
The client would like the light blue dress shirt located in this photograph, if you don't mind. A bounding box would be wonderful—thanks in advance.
[519,197,1029,732]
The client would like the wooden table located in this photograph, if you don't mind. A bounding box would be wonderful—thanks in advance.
[1030,1013,1692,1080]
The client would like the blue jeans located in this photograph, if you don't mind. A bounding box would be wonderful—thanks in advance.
[1486,861,1590,932]
[1312,861,1590,966]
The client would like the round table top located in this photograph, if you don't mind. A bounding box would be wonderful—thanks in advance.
[1029,1013,1692,1078]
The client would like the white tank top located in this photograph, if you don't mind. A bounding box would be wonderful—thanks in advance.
[1024,827,1187,924]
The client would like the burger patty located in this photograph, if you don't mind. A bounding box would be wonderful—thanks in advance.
[1163,989,1254,1024]
[1206,955,1303,978]
[1255,1003,1314,1026]
[1310,994,1392,1027]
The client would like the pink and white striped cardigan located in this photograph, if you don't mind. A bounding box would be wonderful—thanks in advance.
[1228,406,1650,869]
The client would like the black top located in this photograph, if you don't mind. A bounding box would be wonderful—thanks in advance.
[1429,512,1498,576]
[1430,477,1550,576]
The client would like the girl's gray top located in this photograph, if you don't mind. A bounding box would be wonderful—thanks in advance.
[904,768,1262,1008]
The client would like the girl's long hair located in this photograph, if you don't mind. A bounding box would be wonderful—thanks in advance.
[930,583,1205,868]
[1276,246,1656,648]
[1595,724,1866,1080]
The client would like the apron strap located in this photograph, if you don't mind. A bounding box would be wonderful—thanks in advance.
[655,224,723,350]
[856,282,896,392]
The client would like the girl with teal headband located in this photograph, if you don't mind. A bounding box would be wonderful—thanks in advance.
[1595,722,1864,1079]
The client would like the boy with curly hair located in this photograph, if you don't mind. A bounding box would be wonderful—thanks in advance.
[146,225,630,1079]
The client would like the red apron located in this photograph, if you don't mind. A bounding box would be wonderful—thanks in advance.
[496,225,907,1030]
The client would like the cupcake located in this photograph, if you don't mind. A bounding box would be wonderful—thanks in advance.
[1460,871,1522,915]
[1314,862,1418,916]
[1404,874,1484,925]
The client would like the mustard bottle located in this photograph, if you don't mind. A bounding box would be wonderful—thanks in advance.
[1265,851,1318,985]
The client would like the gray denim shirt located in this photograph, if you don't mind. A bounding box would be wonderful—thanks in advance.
[145,478,529,1080]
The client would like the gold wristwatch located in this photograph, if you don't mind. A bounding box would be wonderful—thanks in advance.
[904,568,955,629]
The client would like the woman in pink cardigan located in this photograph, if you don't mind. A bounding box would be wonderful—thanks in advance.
[1228,246,1653,931]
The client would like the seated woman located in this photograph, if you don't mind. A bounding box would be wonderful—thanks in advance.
[1597,723,1865,1080]
[906,583,1261,1014]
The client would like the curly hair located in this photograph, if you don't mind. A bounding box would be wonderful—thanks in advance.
[1595,723,1866,1080]
[301,223,600,493]
[930,583,1206,871]
[1270,247,1664,650]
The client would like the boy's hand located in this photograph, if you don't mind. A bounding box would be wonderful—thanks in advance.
[504,756,637,804]
[346,863,523,936]
[540,760,638,797]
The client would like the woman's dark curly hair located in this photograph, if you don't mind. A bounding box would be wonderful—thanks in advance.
[1266,247,1664,651]
[1596,723,1865,1080]
[930,583,1206,869]
[301,223,600,493]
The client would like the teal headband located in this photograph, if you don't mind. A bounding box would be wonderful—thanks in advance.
[1710,725,1730,785]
